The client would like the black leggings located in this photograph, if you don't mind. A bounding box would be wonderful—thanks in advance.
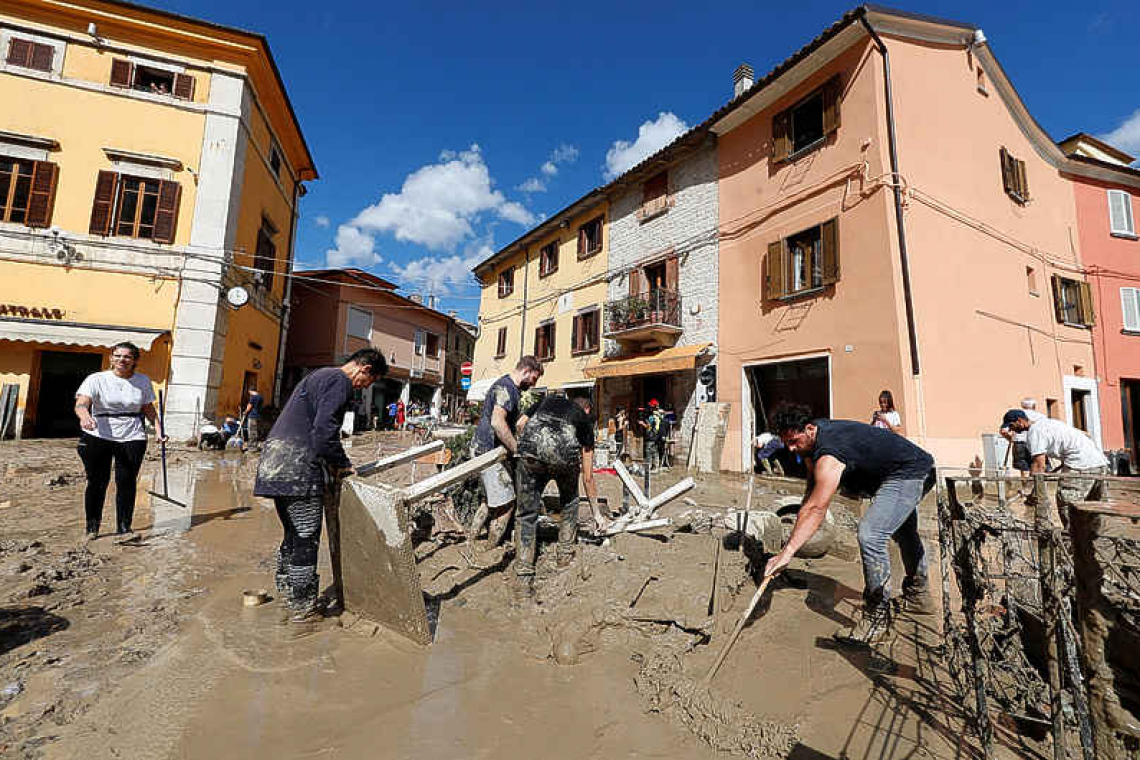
[77,432,147,533]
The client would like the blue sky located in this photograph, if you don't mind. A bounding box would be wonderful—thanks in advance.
[151,1,1138,321]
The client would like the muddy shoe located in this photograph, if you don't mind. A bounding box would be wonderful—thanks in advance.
[510,575,536,607]
[556,546,576,568]
[899,579,936,616]
[834,600,892,648]
[84,530,98,542]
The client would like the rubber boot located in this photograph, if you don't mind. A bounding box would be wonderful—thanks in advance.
[511,573,535,607]
[899,577,936,616]
[274,573,291,603]
[467,503,489,543]
[487,506,514,548]
[834,597,892,648]
[290,576,321,624]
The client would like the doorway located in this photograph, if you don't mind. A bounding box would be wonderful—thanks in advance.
[34,350,103,437]
[741,355,831,472]
[1063,375,1102,448]
[1122,380,1140,471]
[1070,388,1091,434]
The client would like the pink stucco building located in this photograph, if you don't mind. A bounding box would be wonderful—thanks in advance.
[710,7,1117,470]
[1060,135,1140,467]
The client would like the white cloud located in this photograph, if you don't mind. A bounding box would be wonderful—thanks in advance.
[550,143,580,164]
[347,144,533,252]
[326,225,380,268]
[389,253,482,297]
[541,161,559,177]
[313,214,330,228]
[518,177,547,193]
[1100,108,1140,163]
[603,112,689,180]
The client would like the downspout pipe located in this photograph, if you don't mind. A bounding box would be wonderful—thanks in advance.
[861,15,920,376]
[273,179,301,405]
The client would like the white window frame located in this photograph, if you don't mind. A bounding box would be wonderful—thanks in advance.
[414,329,425,356]
[0,29,66,78]
[1122,287,1140,333]
[346,305,372,340]
[1108,189,1137,238]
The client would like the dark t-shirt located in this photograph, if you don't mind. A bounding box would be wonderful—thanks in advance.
[518,396,594,470]
[472,375,520,455]
[247,392,263,419]
[811,419,934,496]
[253,367,353,497]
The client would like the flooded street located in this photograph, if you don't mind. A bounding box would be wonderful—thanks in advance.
[2,435,1000,760]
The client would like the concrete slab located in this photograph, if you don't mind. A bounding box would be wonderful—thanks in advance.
[338,479,430,645]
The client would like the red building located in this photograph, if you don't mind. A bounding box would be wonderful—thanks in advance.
[1060,134,1140,467]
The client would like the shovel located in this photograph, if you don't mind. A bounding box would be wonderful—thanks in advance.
[147,389,190,509]
[700,573,775,686]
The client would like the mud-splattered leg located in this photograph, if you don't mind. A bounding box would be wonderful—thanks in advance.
[554,467,580,566]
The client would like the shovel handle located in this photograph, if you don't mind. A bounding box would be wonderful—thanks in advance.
[701,573,774,686]
[158,389,169,495]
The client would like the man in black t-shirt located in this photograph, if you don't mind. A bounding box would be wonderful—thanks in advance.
[766,404,936,647]
[510,394,610,603]
[466,356,544,547]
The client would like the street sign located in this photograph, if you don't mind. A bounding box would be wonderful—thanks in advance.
[460,361,473,376]
[460,376,472,390]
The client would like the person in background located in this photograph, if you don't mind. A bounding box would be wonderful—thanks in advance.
[222,415,240,442]
[613,407,629,459]
[639,399,665,471]
[1001,397,1045,473]
[254,348,387,622]
[870,390,902,434]
[753,432,785,474]
[243,387,263,449]
[466,356,544,548]
[385,400,398,430]
[1000,409,1108,513]
[396,399,406,431]
[74,342,164,539]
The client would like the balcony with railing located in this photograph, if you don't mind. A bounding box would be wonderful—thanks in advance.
[604,289,682,346]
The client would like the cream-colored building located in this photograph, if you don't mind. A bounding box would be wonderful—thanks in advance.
[471,192,608,401]
[0,0,315,438]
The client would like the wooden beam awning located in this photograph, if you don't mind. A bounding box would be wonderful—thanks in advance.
[583,343,712,379]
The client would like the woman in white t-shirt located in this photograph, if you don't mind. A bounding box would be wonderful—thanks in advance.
[870,389,903,434]
[74,342,164,539]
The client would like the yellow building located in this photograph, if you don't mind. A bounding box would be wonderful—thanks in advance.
[471,192,608,401]
[0,0,315,439]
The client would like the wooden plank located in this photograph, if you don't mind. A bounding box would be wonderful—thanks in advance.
[355,440,444,477]
[403,446,508,505]
[613,459,648,507]
[604,517,671,536]
[638,477,695,519]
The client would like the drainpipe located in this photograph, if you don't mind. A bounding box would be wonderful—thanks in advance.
[518,247,530,362]
[273,179,301,405]
[861,16,920,376]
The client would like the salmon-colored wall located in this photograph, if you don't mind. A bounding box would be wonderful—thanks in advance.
[718,42,909,471]
[887,35,1094,463]
[1071,179,1140,451]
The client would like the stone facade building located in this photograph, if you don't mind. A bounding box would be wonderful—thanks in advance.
[586,136,718,461]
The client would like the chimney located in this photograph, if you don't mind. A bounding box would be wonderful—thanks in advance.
[427,295,437,309]
[409,293,422,304]
[448,309,457,318]
[733,63,754,98]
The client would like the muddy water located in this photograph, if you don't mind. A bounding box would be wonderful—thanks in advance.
[19,446,994,760]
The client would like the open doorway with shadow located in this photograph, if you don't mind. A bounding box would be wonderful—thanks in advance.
[34,350,103,437]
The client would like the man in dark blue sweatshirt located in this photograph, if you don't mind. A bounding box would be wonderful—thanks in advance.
[254,348,387,621]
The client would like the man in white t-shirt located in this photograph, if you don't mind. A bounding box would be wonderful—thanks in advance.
[1002,398,1046,472]
[1001,409,1108,510]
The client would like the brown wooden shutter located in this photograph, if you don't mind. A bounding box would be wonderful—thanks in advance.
[173,73,195,100]
[110,58,133,87]
[589,309,599,349]
[548,323,556,359]
[26,161,59,228]
[571,314,580,353]
[822,75,841,135]
[772,109,792,163]
[764,240,785,300]
[628,267,641,298]
[1015,159,1029,201]
[1078,281,1095,326]
[820,218,840,285]
[1000,148,1013,195]
[6,38,30,66]
[577,226,586,258]
[665,255,679,293]
[1050,274,1065,323]
[534,326,542,357]
[152,180,181,244]
[88,170,119,236]
[30,42,53,72]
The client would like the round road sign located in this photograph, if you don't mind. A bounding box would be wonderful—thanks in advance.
[461,361,473,376]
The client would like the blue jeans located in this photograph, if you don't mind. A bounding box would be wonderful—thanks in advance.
[857,476,930,602]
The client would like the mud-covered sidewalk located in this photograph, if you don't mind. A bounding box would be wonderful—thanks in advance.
[1,434,1005,759]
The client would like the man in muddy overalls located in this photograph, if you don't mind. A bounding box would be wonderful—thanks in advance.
[466,356,544,547]
[253,349,387,622]
[765,403,935,647]
[512,394,610,603]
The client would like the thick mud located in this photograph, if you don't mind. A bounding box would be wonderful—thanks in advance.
[2,434,1000,759]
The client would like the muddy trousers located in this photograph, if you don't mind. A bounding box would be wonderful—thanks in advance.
[858,477,930,603]
[515,457,579,577]
[77,433,147,534]
[273,494,325,605]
